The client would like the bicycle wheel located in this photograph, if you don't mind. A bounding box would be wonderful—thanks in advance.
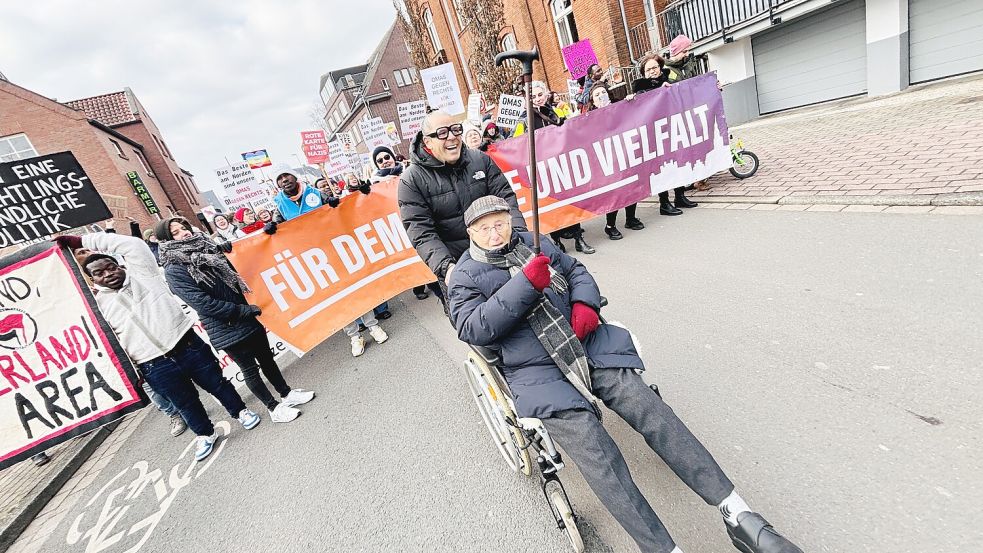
[729,150,759,179]
[463,359,532,475]
[550,489,585,553]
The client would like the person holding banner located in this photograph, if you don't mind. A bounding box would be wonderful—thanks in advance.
[478,120,502,152]
[56,233,261,462]
[155,217,315,423]
[448,196,804,553]
[271,171,346,224]
[370,145,405,184]
[234,207,266,234]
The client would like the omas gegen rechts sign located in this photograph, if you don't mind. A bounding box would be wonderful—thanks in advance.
[0,152,112,247]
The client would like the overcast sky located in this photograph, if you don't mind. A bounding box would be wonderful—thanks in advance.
[0,0,396,193]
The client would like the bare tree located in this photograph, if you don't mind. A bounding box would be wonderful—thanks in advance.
[457,0,519,105]
[394,0,434,71]
[308,98,330,134]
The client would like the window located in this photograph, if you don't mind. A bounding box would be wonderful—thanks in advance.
[381,78,390,91]
[109,138,127,158]
[133,149,154,175]
[501,33,517,53]
[409,67,418,82]
[152,134,172,160]
[351,126,362,145]
[551,0,579,48]
[394,70,406,87]
[333,111,342,127]
[180,175,199,205]
[423,8,442,53]
[339,99,349,116]
[452,0,466,28]
[0,133,38,162]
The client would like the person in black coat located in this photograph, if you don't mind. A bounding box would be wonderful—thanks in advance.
[448,196,805,553]
[155,217,315,424]
[632,52,699,216]
[397,110,526,299]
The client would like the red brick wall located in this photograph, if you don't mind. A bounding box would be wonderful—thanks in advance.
[0,81,173,237]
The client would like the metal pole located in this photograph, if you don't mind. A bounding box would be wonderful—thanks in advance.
[524,75,540,254]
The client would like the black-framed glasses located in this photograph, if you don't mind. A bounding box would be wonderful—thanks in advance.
[376,153,393,164]
[425,124,465,140]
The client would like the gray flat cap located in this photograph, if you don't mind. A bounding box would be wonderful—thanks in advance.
[464,195,511,226]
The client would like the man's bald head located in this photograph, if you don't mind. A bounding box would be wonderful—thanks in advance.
[422,110,453,134]
[421,110,464,164]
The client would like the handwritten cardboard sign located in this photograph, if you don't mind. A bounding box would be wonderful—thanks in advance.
[496,94,526,130]
[397,100,427,139]
[562,39,599,80]
[421,63,465,116]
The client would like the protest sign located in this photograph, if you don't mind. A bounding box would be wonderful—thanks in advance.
[496,94,525,130]
[567,80,581,102]
[562,39,599,80]
[397,100,427,139]
[0,244,146,470]
[0,152,112,248]
[487,75,732,233]
[467,93,484,121]
[241,150,272,169]
[215,162,268,209]
[384,122,400,146]
[125,171,160,216]
[300,131,329,164]
[325,140,351,177]
[358,117,391,151]
[226,179,435,352]
[421,63,464,116]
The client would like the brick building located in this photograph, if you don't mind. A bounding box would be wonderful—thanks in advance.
[406,0,659,98]
[0,79,184,238]
[319,20,426,167]
[65,89,203,216]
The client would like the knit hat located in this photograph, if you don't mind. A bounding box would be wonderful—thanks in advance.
[464,195,510,227]
[669,35,693,57]
[372,145,395,168]
[481,119,499,137]
[463,121,482,143]
[234,207,248,223]
[142,228,154,240]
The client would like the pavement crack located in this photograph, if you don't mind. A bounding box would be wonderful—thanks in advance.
[904,409,943,426]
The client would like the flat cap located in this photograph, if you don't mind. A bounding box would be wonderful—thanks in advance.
[464,195,511,227]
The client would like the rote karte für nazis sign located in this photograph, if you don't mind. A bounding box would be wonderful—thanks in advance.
[0,152,112,248]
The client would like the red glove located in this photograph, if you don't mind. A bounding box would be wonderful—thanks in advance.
[571,302,599,340]
[522,254,551,292]
[54,235,83,250]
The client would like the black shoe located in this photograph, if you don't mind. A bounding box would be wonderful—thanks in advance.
[414,291,429,300]
[358,324,367,332]
[675,194,698,208]
[660,202,683,216]
[604,225,623,240]
[574,236,595,254]
[625,218,645,230]
[32,452,50,467]
[376,310,392,320]
[726,513,803,553]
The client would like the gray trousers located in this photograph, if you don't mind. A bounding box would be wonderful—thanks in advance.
[542,368,734,553]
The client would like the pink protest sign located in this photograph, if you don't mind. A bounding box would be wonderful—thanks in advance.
[562,39,599,80]
[300,130,329,164]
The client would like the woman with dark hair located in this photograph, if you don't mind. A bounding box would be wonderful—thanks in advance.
[587,82,646,240]
[212,213,245,243]
[155,217,314,424]
[632,52,698,215]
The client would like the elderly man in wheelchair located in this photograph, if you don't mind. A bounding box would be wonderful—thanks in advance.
[448,196,803,553]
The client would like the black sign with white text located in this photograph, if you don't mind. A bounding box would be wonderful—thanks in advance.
[0,152,112,247]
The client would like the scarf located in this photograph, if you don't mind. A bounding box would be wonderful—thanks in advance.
[469,237,602,417]
[158,233,250,293]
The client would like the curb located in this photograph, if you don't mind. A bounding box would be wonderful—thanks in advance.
[0,422,118,552]
[677,191,983,207]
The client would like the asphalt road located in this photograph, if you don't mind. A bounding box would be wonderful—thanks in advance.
[11,206,983,553]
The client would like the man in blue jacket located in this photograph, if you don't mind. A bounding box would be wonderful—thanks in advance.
[447,196,803,553]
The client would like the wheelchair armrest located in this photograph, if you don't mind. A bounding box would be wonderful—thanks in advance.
[470,345,502,366]
[599,296,608,308]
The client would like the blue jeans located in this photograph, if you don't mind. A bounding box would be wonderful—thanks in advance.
[139,332,246,436]
[373,302,390,316]
[142,380,178,417]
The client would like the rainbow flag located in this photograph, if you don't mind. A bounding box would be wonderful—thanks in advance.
[242,149,272,169]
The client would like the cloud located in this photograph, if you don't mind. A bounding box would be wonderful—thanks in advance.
[0,0,396,194]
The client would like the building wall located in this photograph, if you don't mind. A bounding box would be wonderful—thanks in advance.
[0,82,172,235]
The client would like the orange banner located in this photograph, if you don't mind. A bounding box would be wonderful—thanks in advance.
[227,179,435,352]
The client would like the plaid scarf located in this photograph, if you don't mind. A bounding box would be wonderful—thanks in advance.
[158,233,250,293]
[470,237,601,417]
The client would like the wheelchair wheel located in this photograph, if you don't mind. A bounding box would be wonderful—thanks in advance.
[463,359,532,475]
[549,489,585,553]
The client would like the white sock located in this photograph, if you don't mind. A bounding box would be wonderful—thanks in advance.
[718,490,751,527]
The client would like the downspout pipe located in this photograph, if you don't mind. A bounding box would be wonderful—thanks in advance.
[438,0,476,93]
[618,0,635,62]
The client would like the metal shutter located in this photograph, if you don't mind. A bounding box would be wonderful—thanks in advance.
[752,0,867,114]
[909,0,983,84]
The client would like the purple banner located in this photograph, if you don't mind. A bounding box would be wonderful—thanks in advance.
[486,74,732,233]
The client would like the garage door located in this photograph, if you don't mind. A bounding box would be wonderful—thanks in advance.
[752,0,867,114]
[909,0,983,84]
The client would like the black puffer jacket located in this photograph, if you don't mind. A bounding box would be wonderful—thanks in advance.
[398,132,526,279]
[164,263,263,350]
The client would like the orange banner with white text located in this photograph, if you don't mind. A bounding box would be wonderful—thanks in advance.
[226,179,435,352]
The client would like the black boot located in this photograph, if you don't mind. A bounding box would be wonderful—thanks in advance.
[574,234,595,254]
[675,191,698,208]
[552,236,566,252]
[660,199,683,216]
[604,225,623,240]
[726,513,804,553]
[625,218,645,230]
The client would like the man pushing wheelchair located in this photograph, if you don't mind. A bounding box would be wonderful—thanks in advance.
[445,195,803,553]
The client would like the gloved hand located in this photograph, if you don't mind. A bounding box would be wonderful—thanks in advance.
[522,254,551,292]
[358,182,371,195]
[217,241,233,253]
[326,195,340,208]
[263,221,277,235]
[54,235,84,250]
[571,302,599,340]
[248,304,262,317]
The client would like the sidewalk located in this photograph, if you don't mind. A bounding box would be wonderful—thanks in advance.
[697,72,983,202]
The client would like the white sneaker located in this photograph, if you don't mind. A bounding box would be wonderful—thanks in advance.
[195,433,217,462]
[281,389,315,407]
[368,325,388,344]
[238,408,261,430]
[270,402,300,423]
[351,335,366,357]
